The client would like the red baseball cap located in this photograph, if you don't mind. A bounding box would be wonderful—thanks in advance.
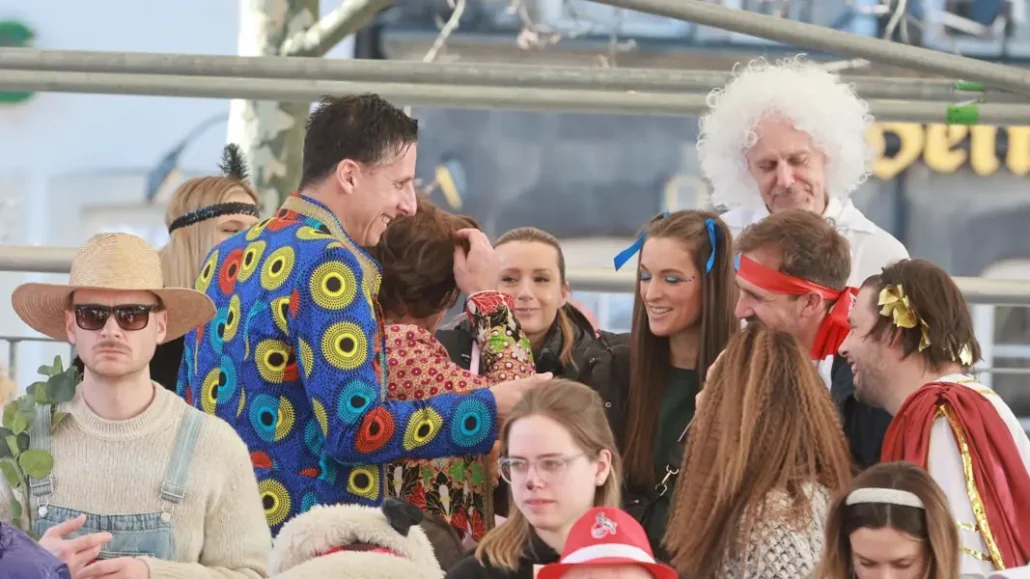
[536,508,678,579]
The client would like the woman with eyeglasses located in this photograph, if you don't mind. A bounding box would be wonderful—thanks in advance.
[446,379,622,579]
[72,145,261,391]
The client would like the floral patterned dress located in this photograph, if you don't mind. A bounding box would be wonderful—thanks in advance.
[384,290,534,541]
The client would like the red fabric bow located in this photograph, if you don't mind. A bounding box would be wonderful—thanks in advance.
[736,255,856,360]
[882,382,1030,569]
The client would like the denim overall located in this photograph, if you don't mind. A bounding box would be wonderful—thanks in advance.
[27,404,204,561]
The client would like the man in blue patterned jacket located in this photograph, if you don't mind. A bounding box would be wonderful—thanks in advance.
[179,94,545,535]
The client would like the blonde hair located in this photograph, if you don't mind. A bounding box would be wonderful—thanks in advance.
[665,323,854,578]
[475,379,622,570]
[816,462,960,579]
[159,176,259,288]
[0,364,15,406]
[494,227,579,370]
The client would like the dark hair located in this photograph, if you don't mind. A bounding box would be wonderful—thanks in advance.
[624,211,738,488]
[300,94,419,189]
[373,197,479,320]
[494,227,583,369]
[666,323,854,579]
[735,209,851,291]
[860,259,981,371]
[816,461,959,579]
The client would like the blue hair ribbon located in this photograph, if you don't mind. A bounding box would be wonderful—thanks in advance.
[704,218,718,274]
[613,211,670,271]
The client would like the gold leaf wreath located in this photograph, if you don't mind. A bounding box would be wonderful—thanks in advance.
[878,285,931,352]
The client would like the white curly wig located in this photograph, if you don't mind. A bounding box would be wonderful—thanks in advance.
[698,55,875,210]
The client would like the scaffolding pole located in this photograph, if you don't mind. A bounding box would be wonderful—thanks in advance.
[4,69,1030,122]
[591,0,1030,97]
[0,47,1019,103]
[3,246,1029,305]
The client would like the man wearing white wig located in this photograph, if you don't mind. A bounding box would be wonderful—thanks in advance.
[699,56,909,286]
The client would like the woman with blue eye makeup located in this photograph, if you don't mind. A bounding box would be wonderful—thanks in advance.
[610,210,738,556]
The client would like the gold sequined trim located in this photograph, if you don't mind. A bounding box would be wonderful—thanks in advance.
[961,546,993,562]
[957,521,978,532]
[281,195,381,295]
[937,404,1006,569]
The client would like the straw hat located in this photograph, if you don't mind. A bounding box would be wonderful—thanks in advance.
[11,233,215,343]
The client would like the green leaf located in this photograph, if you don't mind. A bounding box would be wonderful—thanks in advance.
[4,435,18,458]
[46,373,77,404]
[30,381,49,404]
[2,402,17,430]
[0,439,10,460]
[448,460,467,483]
[51,411,70,431]
[7,409,28,435]
[16,394,34,414]
[16,432,28,453]
[37,364,51,377]
[51,356,63,375]
[0,458,21,488]
[9,497,21,523]
[18,449,52,478]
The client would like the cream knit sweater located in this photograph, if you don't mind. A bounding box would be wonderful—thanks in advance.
[0,384,271,579]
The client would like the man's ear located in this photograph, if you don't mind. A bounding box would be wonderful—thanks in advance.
[334,159,360,195]
[154,310,168,344]
[65,309,77,345]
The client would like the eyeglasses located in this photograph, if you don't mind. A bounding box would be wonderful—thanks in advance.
[498,454,584,485]
[73,304,161,332]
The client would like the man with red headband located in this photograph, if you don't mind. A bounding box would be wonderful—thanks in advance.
[734,209,890,469]
[839,259,1030,574]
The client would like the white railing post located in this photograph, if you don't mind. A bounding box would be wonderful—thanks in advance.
[973,304,997,389]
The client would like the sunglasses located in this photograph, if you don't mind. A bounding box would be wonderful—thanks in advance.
[73,304,162,332]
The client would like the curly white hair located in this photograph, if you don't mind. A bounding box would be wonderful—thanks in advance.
[698,55,875,210]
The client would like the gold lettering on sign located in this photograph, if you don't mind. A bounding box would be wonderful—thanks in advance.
[869,122,1030,178]
[923,124,968,174]
[1006,127,1030,176]
[869,123,925,180]
[970,125,1000,176]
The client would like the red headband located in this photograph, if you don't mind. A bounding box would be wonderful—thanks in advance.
[736,254,856,360]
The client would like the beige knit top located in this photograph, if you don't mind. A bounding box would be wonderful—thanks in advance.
[717,483,831,579]
[0,384,271,579]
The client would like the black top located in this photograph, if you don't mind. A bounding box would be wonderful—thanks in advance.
[71,336,185,392]
[446,533,560,579]
[829,355,893,469]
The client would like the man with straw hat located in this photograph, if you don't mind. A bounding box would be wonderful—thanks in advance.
[3,233,270,579]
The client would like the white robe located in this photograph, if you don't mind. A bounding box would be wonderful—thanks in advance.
[926,374,1030,575]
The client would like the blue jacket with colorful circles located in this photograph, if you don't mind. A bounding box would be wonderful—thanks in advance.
[177,194,498,535]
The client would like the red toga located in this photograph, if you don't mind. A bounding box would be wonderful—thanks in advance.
[881,381,1030,569]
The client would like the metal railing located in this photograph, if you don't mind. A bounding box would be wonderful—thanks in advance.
[6,244,1030,303]
[0,336,75,384]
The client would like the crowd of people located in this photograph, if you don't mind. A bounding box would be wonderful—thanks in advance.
[1,54,1029,579]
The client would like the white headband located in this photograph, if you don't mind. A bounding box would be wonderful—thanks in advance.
[846,488,925,509]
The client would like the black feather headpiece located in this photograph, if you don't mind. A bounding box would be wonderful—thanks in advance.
[218,143,249,182]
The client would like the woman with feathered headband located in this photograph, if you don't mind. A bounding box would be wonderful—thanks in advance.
[73,144,261,391]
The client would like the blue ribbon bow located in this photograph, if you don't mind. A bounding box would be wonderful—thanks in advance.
[704,218,718,274]
[613,214,721,275]
[613,212,670,271]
